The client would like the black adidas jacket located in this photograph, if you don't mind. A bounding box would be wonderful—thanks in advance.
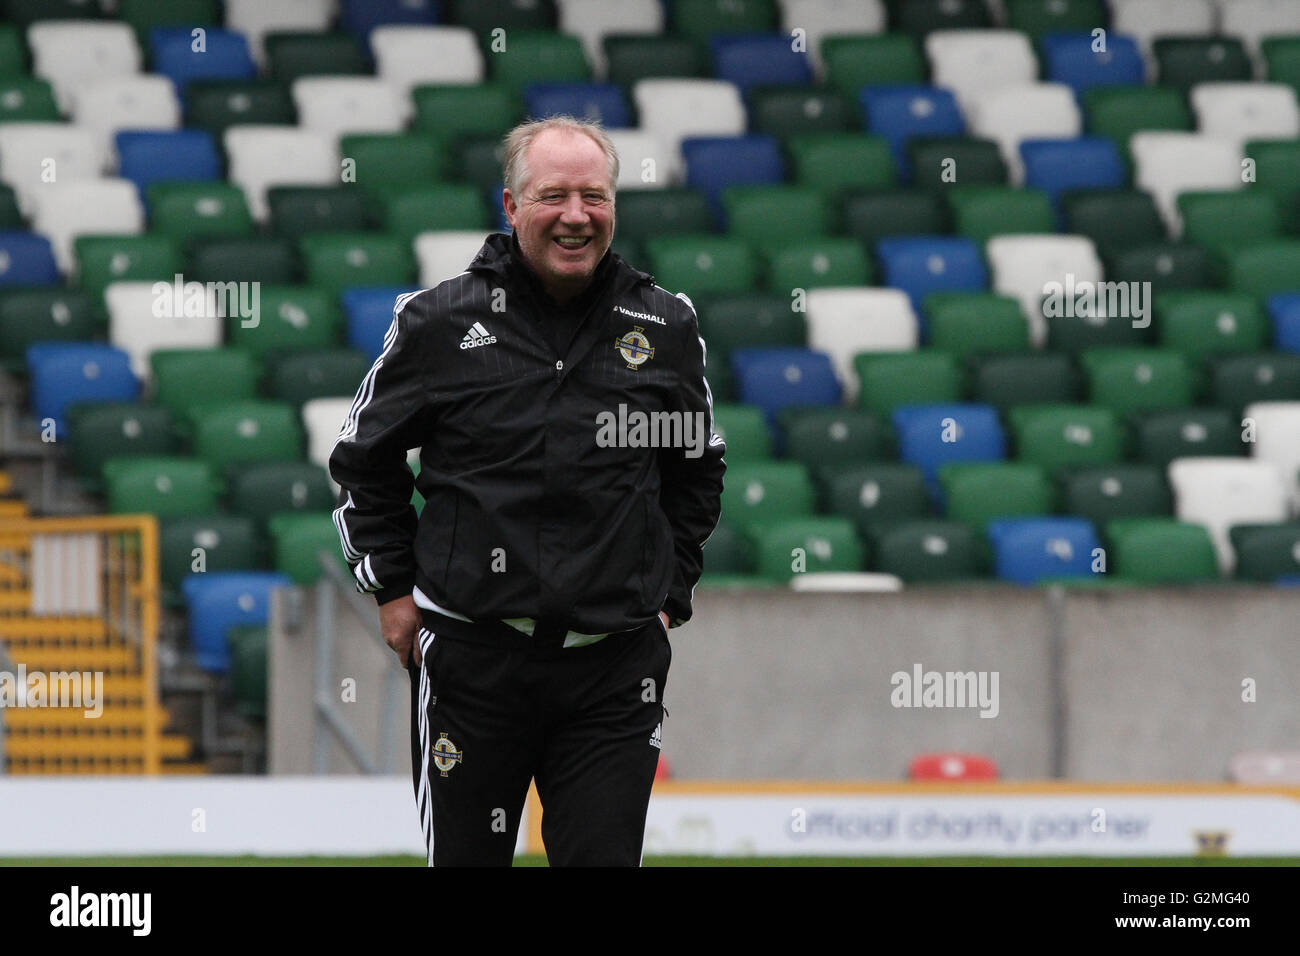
[329,232,726,637]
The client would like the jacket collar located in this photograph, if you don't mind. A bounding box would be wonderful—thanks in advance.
[467,232,654,297]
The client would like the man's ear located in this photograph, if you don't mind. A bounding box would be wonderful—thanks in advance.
[502,188,517,229]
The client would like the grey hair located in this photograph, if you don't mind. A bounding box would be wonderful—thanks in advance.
[502,115,620,197]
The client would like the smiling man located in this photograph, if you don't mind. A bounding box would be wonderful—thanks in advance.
[329,116,726,866]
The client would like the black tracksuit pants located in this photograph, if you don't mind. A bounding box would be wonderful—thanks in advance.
[406,615,671,866]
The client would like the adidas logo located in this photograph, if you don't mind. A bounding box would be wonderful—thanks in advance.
[459,321,497,350]
[649,722,662,750]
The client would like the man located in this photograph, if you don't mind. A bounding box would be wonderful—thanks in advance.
[329,116,726,866]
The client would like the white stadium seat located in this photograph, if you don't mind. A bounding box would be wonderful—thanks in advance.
[291,77,408,138]
[1168,457,1289,573]
[224,126,339,222]
[986,235,1103,347]
[414,230,492,288]
[303,397,355,472]
[1130,132,1244,233]
[606,129,676,188]
[73,75,180,154]
[925,30,1038,116]
[1191,82,1300,144]
[1218,0,1300,58]
[632,79,746,163]
[28,20,140,112]
[106,280,222,381]
[0,123,104,215]
[780,0,887,78]
[30,178,143,274]
[1110,0,1216,55]
[224,0,334,64]
[557,0,664,80]
[1244,401,1300,508]
[805,287,918,399]
[789,571,904,592]
[966,83,1081,183]
[370,25,484,91]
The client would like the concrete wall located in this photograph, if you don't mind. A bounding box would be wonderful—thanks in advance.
[269,584,1300,781]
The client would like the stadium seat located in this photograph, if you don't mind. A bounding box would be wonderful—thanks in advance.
[149,27,255,93]
[766,239,872,292]
[382,184,489,242]
[617,189,714,248]
[986,516,1101,584]
[1154,291,1268,358]
[1228,241,1300,298]
[224,0,334,64]
[603,35,707,87]
[1044,295,1150,354]
[341,133,447,198]
[5,0,106,29]
[150,347,260,424]
[0,288,97,367]
[302,397,353,471]
[1153,37,1253,93]
[0,78,58,122]
[1219,0,1300,59]
[986,234,1104,346]
[644,236,758,296]
[188,236,298,284]
[265,349,371,406]
[28,21,141,112]
[891,403,1007,493]
[925,292,1031,357]
[633,79,748,161]
[267,186,369,238]
[711,404,772,463]
[924,30,1038,115]
[342,287,417,361]
[268,512,347,585]
[1106,241,1214,295]
[1082,86,1193,150]
[1005,0,1107,37]
[1063,190,1166,259]
[699,519,755,580]
[697,294,804,369]
[779,407,891,470]
[1231,523,1300,582]
[228,460,336,526]
[66,401,177,492]
[415,231,492,288]
[1060,464,1172,523]
[730,347,841,423]
[264,32,369,83]
[1105,517,1219,582]
[74,75,181,152]
[1133,408,1243,468]
[822,33,925,96]
[105,280,221,380]
[969,353,1080,410]
[184,80,296,134]
[854,351,963,416]
[1081,348,1194,414]
[181,572,292,673]
[1273,293,1300,351]
[860,85,965,175]
[819,462,930,534]
[711,34,811,92]
[939,462,1054,526]
[116,130,220,196]
[722,185,827,252]
[159,514,259,595]
[781,0,887,77]
[300,233,415,293]
[749,87,853,141]
[103,456,217,518]
[1245,138,1300,232]
[524,82,631,128]
[947,186,1055,244]
[751,516,864,582]
[876,236,988,314]
[0,232,60,287]
[908,137,1008,191]
[1040,32,1145,96]
[672,0,779,41]
[292,77,407,138]
[1211,353,1300,413]
[606,129,677,188]
[224,126,337,222]
[842,190,949,249]
[74,234,182,302]
[681,135,785,215]
[490,31,591,93]
[719,460,816,531]
[1191,83,1300,145]
[26,342,138,437]
[806,286,918,392]
[1263,36,1300,93]
[1111,0,1215,56]
[557,0,663,79]
[228,625,268,719]
[227,284,343,360]
[412,83,523,144]
[339,0,439,38]
[1168,457,1290,572]
[909,753,999,780]
[1019,138,1126,211]
[31,178,145,274]
[1008,404,1124,471]
[870,519,984,581]
[787,133,896,197]
[966,83,1082,183]
[191,401,305,471]
[1243,400,1300,507]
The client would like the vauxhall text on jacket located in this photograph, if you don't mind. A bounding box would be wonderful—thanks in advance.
[329,233,726,636]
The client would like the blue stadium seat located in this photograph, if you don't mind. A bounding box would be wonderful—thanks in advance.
[731,347,840,423]
[1020,137,1125,211]
[26,343,140,435]
[1040,32,1144,95]
[710,34,812,92]
[149,27,256,93]
[681,135,784,219]
[341,0,440,40]
[0,232,60,286]
[182,571,292,673]
[524,83,631,127]
[116,130,221,197]
[891,403,1007,496]
[860,85,965,177]
[1270,293,1300,352]
[875,236,988,313]
[342,286,421,360]
[987,516,1101,584]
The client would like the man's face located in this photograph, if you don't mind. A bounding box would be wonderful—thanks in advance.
[503,129,616,301]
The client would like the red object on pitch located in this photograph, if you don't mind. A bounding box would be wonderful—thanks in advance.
[654,754,672,780]
[908,752,1000,781]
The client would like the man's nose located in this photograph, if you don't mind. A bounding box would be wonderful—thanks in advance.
[559,194,589,222]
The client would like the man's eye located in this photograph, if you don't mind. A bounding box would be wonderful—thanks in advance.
[584,193,610,204]
[538,193,564,203]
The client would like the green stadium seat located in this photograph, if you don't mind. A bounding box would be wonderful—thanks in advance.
[298,233,415,293]
[1132,408,1242,468]
[672,0,777,41]
[227,460,335,527]
[4,0,106,27]
[267,186,370,237]
[0,289,98,370]
[265,32,368,83]
[264,348,371,405]
[819,463,930,535]
[1211,353,1300,414]
[752,516,864,582]
[1178,191,1281,265]
[1063,190,1166,259]
[925,293,1031,357]
[1005,0,1106,38]
[616,189,714,245]
[0,183,20,228]
[720,461,816,531]
[1009,404,1125,471]
[381,183,489,242]
[947,186,1056,244]
[853,351,964,415]
[0,24,26,76]
[1105,517,1219,583]
[0,78,60,122]
[103,456,218,518]
[891,0,991,33]
[119,0,219,40]
[603,35,707,86]
[870,519,984,582]
[66,402,177,492]
[159,513,259,595]
[968,353,1080,410]
[342,133,447,197]
[268,512,346,585]
[1045,299,1153,353]
[787,134,896,197]
[722,185,829,254]
[490,31,590,91]
[191,401,304,471]
[711,404,772,463]
[412,84,521,142]
[1081,348,1195,414]
[148,182,255,242]
[823,34,926,95]
[1263,37,1300,94]
[189,236,299,284]
[779,407,891,471]
[1060,465,1171,524]
[1246,139,1300,232]
[908,137,1008,191]
[74,235,183,302]
[1105,242,1213,295]
[1153,291,1268,359]
[228,625,267,720]
[765,238,872,291]
[694,293,805,358]
[1154,38,1252,93]
[1230,523,1300,581]
[1228,241,1300,299]
[939,462,1053,526]
[749,88,856,138]
[224,285,342,360]
[644,236,758,296]
[455,136,509,192]
[843,190,949,249]
[447,0,558,36]
[699,520,754,577]
[186,80,296,134]
[151,348,260,425]
[1083,86,1191,150]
